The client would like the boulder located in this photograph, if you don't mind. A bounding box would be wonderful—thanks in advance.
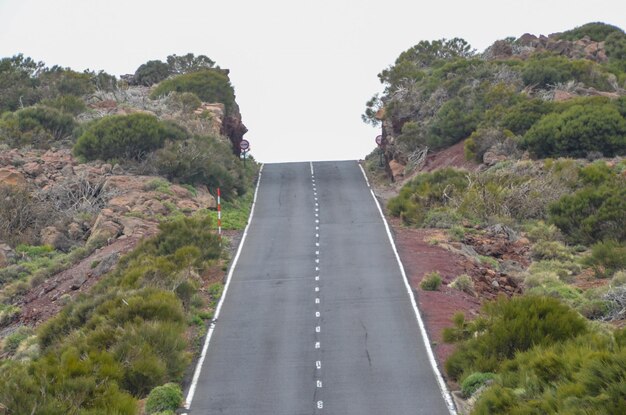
[170,184,192,198]
[89,213,122,244]
[482,150,507,166]
[67,222,84,240]
[196,186,217,209]
[91,253,120,277]
[111,164,124,175]
[0,168,27,187]
[23,162,44,177]
[177,199,199,212]
[40,226,71,251]
[140,199,168,216]
[389,159,405,179]
[101,164,113,174]
[0,243,15,267]
[60,165,74,177]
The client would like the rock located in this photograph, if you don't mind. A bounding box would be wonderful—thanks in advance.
[101,164,113,174]
[91,253,119,277]
[195,186,217,209]
[70,276,87,290]
[60,165,74,177]
[141,199,168,216]
[170,184,191,198]
[40,226,71,251]
[177,199,199,211]
[0,243,15,267]
[23,161,44,177]
[34,174,49,187]
[389,159,405,179]
[553,90,575,102]
[0,168,27,187]
[518,33,540,47]
[119,216,157,236]
[111,164,124,175]
[67,222,83,240]
[482,150,507,166]
[89,214,122,243]
[491,280,500,289]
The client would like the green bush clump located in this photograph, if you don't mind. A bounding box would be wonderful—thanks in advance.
[387,168,467,225]
[145,383,183,414]
[444,295,588,380]
[450,274,474,295]
[557,22,624,42]
[153,135,245,199]
[530,240,572,261]
[461,372,496,398]
[472,331,626,414]
[40,95,87,115]
[522,101,626,159]
[73,113,188,161]
[151,69,236,114]
[584,240,626,278]
[500,98,554,135]
[420,271,442,291]
[0,106,76,148]
[134,60,171,86]
[549,179,626,244]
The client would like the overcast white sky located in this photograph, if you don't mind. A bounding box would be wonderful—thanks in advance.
[1,1,624,162]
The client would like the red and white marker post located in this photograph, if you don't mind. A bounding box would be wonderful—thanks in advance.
[217,187,222,244]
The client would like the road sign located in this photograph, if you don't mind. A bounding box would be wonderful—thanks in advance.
[375,135,383,146]
[240,139,250,151]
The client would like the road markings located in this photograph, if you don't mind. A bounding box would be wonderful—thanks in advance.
[315,341,321,349]
[184,165,265,410]
[316,311,321,317]
[316,360,322,369]
[357,162,457,415]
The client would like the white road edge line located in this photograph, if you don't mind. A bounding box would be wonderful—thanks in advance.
[184,164,265,410]
[357,162,457,415]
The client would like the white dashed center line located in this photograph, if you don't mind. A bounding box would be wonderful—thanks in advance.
[310,161,324,412]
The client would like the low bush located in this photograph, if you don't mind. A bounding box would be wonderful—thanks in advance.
[450,274,474,295]
[40,95,87,115]
[530,240,572,261]
[387,168,468,225]
[549,180,626,245]
[152,135,245,199]
[444,295,588,380]
[420,271,442,291]
[461,372,496,398]
[150,69,236,114]
[0,184,53,246]
[0,106,76,148]
[584,240,626,278]
[522,101,626,159]
[73,113,188,161]
[145,383,183,414]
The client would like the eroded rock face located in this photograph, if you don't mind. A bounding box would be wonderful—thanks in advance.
[0,168,27,187]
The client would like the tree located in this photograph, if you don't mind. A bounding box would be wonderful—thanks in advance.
[166,53,215,75]
[133,60,170,86]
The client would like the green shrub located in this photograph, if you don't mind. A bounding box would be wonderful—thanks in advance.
[500,98,554,135]
[387,168,468,225]
[151,69,236,114]
[145,383,183,414]
[522,102,626,159]
[420,271,442,291]
[444,295,588,380]
[0,106,76,148]
[531,240,572,261]
[41,95,87,115]
[450,274,474,295]
[153,135,245,199]
[422,207,462,228]
[549,181,626,244]
[461,372,496,398]
[557,22,624,42]
[172,92,202,113]
[612,271,626,287]
[73,113,188,161]
[584,240,626,278]
[133,60,170,86]
[524,220,561,243]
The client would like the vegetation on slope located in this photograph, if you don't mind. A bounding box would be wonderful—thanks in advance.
[366,22,626,414]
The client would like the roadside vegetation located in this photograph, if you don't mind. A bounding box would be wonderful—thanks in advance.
[0,52,257,413]
[366,22,626,413]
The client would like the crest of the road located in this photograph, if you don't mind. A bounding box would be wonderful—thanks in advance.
[184,160,456,414]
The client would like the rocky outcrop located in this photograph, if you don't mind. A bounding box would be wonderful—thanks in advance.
[485,33,609,63]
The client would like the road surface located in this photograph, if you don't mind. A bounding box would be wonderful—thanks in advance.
[186,161,452,414]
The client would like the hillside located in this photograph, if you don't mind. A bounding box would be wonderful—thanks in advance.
[0,53,257,413]
[363,22,626,414]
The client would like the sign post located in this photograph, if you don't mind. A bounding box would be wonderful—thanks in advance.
[239,139,250,169]
[375,135,385,167]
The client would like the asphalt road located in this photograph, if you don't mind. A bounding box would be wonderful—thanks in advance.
[186,161,452,415]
